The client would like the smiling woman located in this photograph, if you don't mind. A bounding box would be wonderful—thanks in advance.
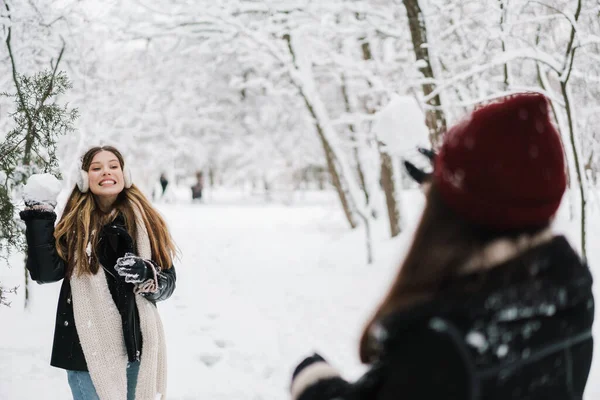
[19,145,178,400]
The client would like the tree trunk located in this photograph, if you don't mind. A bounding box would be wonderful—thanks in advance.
[380,151,401,237]
[208,167,215,187]
[24,255,29,308]
[561,83,586,259]
[560,0,586,259]
[6,8,31,308]
[318,170,326,190]
[340,74,369,206]
[284,33,359,229]
[317,119,359,229]
[402,0,447,146]
[359,35,402,235]
[498,0,510,89]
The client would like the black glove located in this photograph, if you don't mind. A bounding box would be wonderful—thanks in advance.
[417,147,436,161]
[292,353,327,381]
[403,160,430,184]
[97,219,135,270]
[115,253,152,283]
[403,147,437,184]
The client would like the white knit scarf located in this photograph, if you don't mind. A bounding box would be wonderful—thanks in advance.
[70,207,167,399]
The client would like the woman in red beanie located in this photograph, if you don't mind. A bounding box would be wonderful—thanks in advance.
[290,93,594,400]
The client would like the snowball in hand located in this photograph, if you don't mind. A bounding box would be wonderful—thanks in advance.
[372,94,429,157]
[23,173,62,207]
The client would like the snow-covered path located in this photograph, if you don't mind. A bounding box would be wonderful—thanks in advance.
[0,199,405,399]
[162,203,403,399]
[1,194,599,399]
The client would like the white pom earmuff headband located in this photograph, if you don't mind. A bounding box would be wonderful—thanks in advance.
[76,164,133,193]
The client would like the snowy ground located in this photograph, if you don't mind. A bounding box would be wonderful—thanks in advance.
[1,188,599,399]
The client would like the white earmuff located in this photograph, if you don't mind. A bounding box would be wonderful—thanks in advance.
[76,169,89,193]
[123,165,132,189]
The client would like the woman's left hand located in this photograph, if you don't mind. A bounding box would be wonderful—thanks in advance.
[115,253,152,283]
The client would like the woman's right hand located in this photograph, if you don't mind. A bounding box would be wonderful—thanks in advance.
[22,173,62,209]
[403,147,436,185]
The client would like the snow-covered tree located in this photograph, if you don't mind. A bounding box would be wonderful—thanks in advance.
[4,0,599,265]
[0,0,78,306]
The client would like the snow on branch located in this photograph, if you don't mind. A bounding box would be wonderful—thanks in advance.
[423,48,563,103]
[330,112,378,127]
[527,1,578,28]
[576,35,600,50]
[421,87,565,110]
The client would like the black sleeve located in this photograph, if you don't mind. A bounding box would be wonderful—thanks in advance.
[292,323,469,400]
[19,209,66,284]
[372,323,470,400]
[142,265,176,302]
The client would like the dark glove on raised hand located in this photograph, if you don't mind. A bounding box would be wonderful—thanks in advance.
[403,160,430,184]
[403,147,437,185]
[292,353,327,381]
[97,221,135,270]
[417,147,436,161]
[115,253,152,284]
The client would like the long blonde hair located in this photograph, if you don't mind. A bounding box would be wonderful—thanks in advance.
[54,146,177,277]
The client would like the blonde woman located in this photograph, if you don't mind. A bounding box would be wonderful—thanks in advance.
[20,146,177,400]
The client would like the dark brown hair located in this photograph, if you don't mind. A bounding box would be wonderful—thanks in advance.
[358,182,547,363]
[55,146,177,276]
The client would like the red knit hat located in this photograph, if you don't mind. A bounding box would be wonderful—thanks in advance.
[433,93,566,231]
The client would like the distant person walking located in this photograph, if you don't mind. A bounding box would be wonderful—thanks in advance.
[191,171,204,201]
[159,173,169,198]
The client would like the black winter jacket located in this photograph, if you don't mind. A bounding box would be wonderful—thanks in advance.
[20,209,176,372]
[291,236,594,400]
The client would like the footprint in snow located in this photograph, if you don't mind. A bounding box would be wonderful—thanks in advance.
[213,339,230,348]
[197,352,222,367]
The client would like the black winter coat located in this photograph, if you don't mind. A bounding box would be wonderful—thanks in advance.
[20,209,176,372]
[291,236,594,400]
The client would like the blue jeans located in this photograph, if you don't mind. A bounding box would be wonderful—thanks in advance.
[67,361,140,400]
